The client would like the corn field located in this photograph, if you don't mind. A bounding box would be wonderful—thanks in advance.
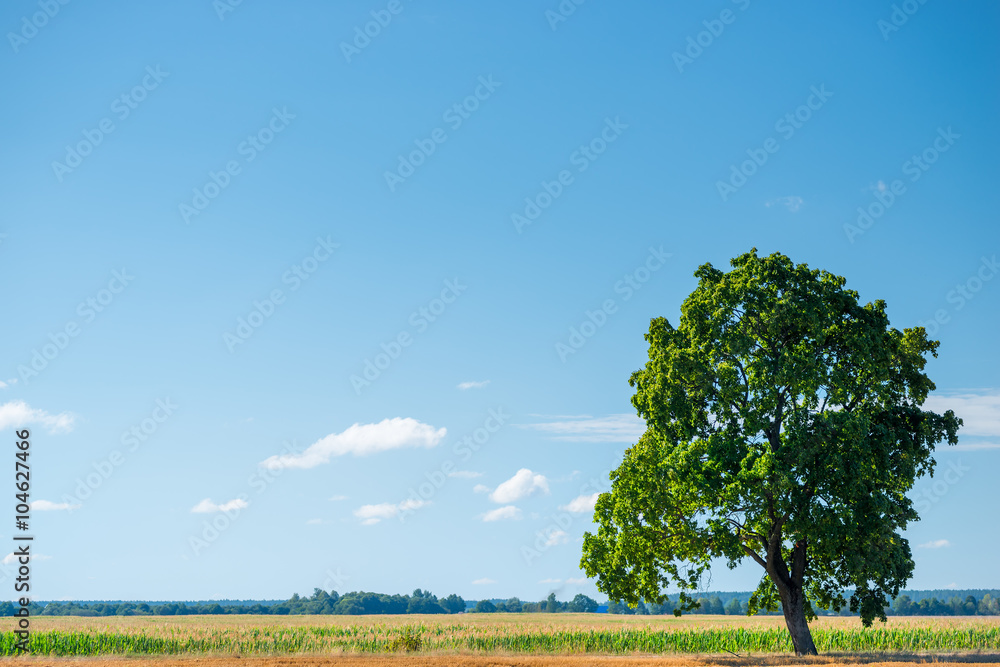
[1,616,998,656]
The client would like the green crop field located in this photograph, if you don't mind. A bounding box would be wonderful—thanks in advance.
[2,614,998,657]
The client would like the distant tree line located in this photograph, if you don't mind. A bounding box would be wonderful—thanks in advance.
[890,594,999,616]
[4,588,996,617]
[0,589,467,617]
[472,593,599,613]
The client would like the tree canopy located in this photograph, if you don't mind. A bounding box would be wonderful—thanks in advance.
[581,250,961,655]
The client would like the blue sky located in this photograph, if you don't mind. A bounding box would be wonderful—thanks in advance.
[1,0,998,602]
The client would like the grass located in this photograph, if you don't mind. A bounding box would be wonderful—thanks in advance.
[1,614,997,657]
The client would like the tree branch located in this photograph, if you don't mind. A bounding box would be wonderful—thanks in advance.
[743,545,767,569]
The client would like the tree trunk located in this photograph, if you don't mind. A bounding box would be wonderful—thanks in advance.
[764,536,818,656]
[778,584,818,656]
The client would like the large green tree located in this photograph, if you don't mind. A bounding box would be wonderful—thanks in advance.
[581,250,961,655]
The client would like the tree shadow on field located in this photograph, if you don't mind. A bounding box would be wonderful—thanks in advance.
[700,653,1000,666]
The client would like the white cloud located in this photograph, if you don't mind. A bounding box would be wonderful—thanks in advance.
[31,500,80,511]
[448,470,483,479]
[354,498,427,525]
[306,518,323,525]
[765,195,804,212]
[472,578,497,585]
[191,498,248,514]
[560,493,599,514]
[950,442,1000,451]
[919,539,950,549]
[473,484,490,494]
[566,577,589,585]
[945,582,959,590]
[0,381,6,389]
[482,505,522,522]
[924,391,1000,438]
[2,553,51,565]
[0,400,75,433]
[539,578,561,584]
[329,495,348,501]
[519,414,644,443]
[543,529,569,547]
[458,380,490,390]
[490,469,549,504]
[260,418,446,470]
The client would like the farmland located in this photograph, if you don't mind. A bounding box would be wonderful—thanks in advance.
[1,613,998,659]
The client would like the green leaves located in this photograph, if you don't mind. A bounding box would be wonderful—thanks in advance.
[582,249,962,630]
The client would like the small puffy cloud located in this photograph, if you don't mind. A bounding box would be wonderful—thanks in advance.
[2,553,51,565]
[0,381,6,389]
[560,493,599,514]
[448,470,483,479]
[919,539,950,549]
[261,418,446,470]
[472,578,497,585]
[191,498,248,513]
[458,380,490,390]
[490,469,549,504]
[482,505,522,522]
[31,500,80,511]
[354,503,398,525]
[765,196,804,212]
[539,578,561,584]
[473,484,490,494]
[566,577,589,585]
[306,518,323,525]
[543,529,569,547]
[519,414,643,443]
[354,499,427,525]
[0,400,75,433]
[329,495,348,501]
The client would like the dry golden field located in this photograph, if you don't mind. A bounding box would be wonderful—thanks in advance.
[21,613,1000,634]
